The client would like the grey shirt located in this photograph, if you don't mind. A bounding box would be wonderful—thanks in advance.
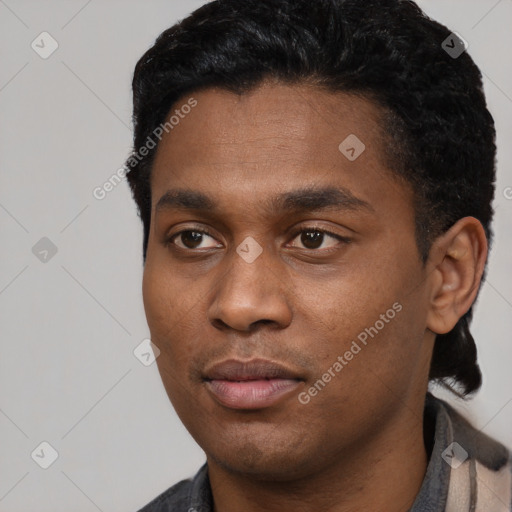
[137,394,512,511]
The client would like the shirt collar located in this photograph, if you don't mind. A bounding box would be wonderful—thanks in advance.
[409,393,452,512]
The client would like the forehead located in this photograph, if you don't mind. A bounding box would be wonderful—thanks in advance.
[149,81,409,218]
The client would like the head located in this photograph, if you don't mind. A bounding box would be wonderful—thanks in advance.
[126,0,495,479]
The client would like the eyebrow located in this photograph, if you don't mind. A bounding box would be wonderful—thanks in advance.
[155,185,374,215]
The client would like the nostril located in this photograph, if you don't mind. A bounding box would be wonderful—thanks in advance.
[252,319,274,327]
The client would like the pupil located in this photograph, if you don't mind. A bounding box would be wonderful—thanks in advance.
[301,230,323,249]
[182,231,203,248]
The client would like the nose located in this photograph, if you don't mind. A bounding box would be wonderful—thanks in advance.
[207,242,293,332]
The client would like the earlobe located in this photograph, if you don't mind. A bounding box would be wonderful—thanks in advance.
[426,217,488,335]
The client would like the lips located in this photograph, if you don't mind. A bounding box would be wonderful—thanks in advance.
[203,359,303,410]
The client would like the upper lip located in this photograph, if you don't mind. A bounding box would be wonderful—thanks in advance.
[203,358,303,381]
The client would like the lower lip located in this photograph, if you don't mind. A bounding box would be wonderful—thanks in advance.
[205,378,301,409]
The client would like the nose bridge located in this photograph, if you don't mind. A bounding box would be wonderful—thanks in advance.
[227,242,270,296]
[209,238,292,331]
[220,240,274,306]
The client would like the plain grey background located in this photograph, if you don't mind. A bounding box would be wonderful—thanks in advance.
[0,1,511,510]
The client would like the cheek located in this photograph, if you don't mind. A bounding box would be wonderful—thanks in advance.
[298,262,399,341]
[142,266,197,402]
[142,265,168,334]
[299,255,426,380]
[142,264,187,354]
[296,299,427,440]
[143,256,194,325]
[142,261,211,377]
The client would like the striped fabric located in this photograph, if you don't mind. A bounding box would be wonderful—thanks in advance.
[411,394,511,511]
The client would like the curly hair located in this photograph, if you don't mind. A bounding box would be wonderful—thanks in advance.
[126,0,496,396]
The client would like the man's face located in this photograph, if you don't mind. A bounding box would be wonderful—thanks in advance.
[143,82,435,480]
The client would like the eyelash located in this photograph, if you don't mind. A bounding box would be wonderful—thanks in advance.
[166,226,350,251]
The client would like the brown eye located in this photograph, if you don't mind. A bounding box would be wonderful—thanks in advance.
[301,230,325,249]
[172,230,221,250]
[289,228,347,250]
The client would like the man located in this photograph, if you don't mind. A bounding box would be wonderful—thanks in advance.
[126,0,512,510]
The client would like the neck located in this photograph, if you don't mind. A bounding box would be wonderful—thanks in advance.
[207,399,429,512]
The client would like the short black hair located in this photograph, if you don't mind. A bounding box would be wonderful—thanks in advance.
[126,0,496,396]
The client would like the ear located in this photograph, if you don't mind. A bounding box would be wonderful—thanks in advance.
[426,217,488,335]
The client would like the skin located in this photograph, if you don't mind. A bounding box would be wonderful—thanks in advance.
[142,81,488,512]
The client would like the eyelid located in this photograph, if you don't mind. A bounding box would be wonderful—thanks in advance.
[166,225,221,249]
[289,224,348,239]
[287,225,351,248]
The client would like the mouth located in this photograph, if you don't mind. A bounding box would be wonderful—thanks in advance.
[203,358,303,410]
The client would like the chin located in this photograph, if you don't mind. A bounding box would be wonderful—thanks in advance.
[201,426,320,482]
